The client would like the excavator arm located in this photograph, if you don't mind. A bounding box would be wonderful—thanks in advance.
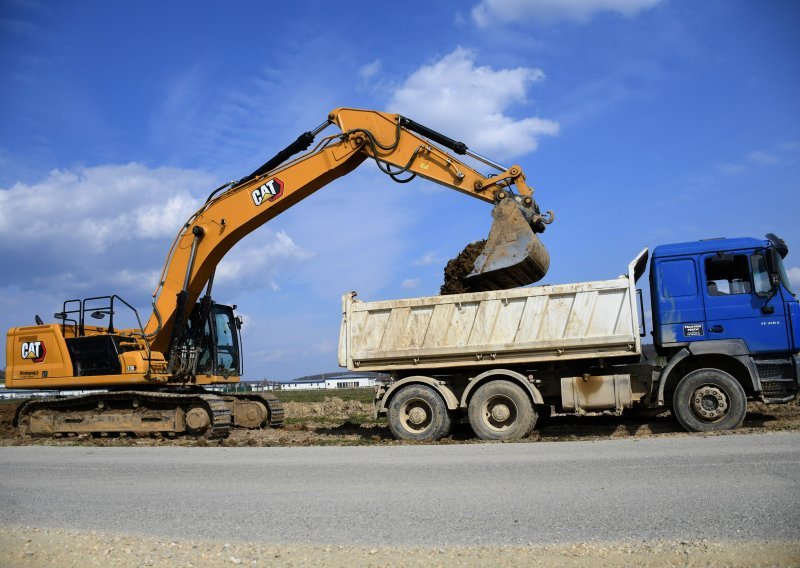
[145,108,554,361]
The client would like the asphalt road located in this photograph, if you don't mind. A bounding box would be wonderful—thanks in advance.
[1,433,798,547]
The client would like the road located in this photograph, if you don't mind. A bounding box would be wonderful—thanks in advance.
[1,433,798,547]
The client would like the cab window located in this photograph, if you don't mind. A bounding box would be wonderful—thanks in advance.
[705,254,751,296]
[750,254,772,296]
[211,308,240,375]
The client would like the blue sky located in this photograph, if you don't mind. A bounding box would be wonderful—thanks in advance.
[1,0,798,380]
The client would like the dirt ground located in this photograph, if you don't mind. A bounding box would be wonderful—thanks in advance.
[1,526,799,568]
[1,396,798,448]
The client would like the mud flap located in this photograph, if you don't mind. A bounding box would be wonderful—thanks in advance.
[467,197,550,290]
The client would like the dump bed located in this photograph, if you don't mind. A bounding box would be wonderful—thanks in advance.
[338,250,648,372]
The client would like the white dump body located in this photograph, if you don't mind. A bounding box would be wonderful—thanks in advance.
[339,250,648,372]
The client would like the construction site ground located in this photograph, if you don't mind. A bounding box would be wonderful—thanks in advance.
[1,389,798,447]
[2,391,798,567]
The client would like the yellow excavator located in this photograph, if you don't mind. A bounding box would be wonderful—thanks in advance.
[5,107,554,437]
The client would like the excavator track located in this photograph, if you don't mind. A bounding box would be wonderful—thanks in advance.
[15,391,233,439]
[226,392,285,428]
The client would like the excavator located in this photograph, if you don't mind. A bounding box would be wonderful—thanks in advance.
[5,107,554,437]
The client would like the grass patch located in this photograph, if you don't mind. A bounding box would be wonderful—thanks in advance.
[274,388,374,404]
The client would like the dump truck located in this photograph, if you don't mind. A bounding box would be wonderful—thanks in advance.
[339,234,799,441]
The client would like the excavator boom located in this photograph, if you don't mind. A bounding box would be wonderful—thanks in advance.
[146,108,553,353]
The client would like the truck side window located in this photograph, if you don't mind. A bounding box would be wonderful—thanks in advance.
[705,255,751,296]
[658,259,697,298]
[750,254,771,296]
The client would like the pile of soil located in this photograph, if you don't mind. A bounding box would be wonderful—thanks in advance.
[440,240,487,295]
[283,398,372,420]
[0,400,21,436]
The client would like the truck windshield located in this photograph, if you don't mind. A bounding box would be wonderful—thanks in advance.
[776,254,796,296]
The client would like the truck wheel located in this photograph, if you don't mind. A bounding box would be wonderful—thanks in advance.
[387,385,452,442]
[468,380,536,441]
[672,368,747,432]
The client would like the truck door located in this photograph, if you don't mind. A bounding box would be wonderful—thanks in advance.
[703,251,790,354]
[652,256,707,346]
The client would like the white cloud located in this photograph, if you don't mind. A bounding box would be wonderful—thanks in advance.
[0,163,213,298]
[401,278,420,289]
[413,251,443,266]
[471,0,662,26]
[747,150,780,166]
[112,268,161,291]
[0,162,331,304]
[359,59,382,79]
[717,163,746,176]
[0,163,206,247]
[788,267,800,289]
[717,144,796,177]
[388,47,558,161]
[215,229,312,288]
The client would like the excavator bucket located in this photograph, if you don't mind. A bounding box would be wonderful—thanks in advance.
[466,197,551,290]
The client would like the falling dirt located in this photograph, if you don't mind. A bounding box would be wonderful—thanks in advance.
[440,240,487,295]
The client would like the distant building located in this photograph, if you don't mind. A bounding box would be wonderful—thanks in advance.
[278,371,385,391]
[0,386,99,400]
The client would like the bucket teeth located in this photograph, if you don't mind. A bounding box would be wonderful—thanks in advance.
[467,198,550,290]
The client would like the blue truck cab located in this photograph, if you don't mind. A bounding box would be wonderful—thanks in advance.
[649,234,799,430]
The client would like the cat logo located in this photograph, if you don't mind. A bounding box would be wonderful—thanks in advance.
[251,178,284,206]
[21,341,46,363]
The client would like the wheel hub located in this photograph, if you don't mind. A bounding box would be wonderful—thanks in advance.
[490,404,511,422]
[692,386,728,420]
[407,406,429,426]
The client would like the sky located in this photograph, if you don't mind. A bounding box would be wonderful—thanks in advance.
[1,0,798,380]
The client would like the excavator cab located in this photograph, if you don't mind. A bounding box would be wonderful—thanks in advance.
[188,303,242,379]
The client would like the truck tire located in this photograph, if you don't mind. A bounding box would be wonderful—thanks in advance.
[387,384,452,442]
[672,368,747,432]
[468,380,536,441]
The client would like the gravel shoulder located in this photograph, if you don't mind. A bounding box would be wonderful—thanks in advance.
[2,527,799,568]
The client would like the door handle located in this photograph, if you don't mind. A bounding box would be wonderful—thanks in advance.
[709,325,724,333]
[761,305,775,314]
